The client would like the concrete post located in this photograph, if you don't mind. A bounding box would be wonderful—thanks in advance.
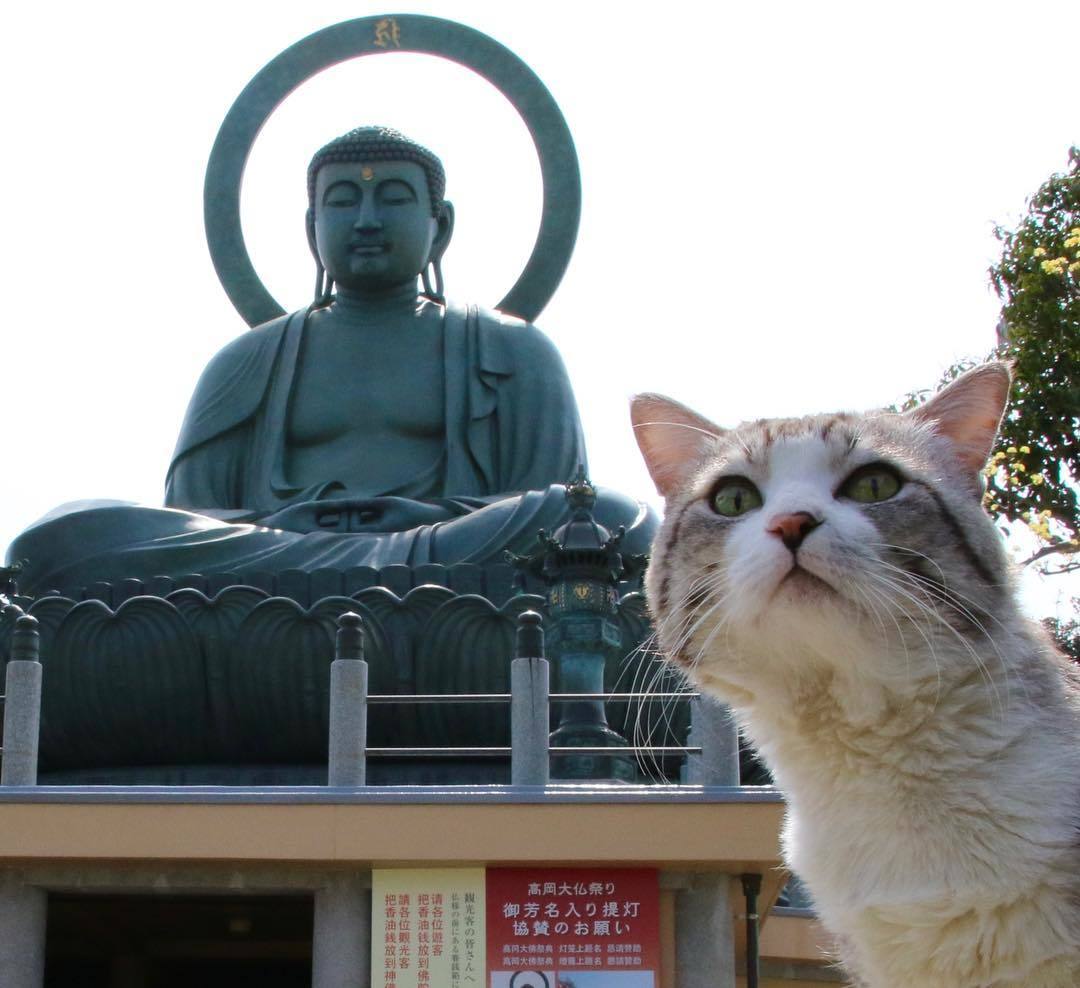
[0,873,46,988]
[2,616,42,787]
[511,611,549,787]
[328,612,368,788]
[312,874,370,988]
[685,694,739,786]
[675,873,737,988]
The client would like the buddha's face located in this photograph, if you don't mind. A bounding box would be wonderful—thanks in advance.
[313,159,441,293]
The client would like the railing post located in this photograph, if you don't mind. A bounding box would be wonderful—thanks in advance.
[685,694,739,786]
[2,615,42,787]
[511,610,549,786]
[328,612,368,787]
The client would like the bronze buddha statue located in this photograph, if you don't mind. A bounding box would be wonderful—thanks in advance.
[8,128,655,596]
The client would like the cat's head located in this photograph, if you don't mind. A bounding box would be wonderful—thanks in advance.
[630,363,1013,707]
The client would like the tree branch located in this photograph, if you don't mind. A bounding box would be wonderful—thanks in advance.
[1021,541,1080,567]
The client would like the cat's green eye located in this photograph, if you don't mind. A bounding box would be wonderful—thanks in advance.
[840,465,902,503]
[710,478,763,517]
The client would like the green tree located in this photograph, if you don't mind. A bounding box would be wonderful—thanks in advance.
[988,146,1080,573]
[897,150,1079,653]
[1045,610,1080,660]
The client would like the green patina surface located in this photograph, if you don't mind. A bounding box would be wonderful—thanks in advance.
[3,16,667,782]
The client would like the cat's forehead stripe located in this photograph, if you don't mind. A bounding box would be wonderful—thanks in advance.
[730,413,859,464]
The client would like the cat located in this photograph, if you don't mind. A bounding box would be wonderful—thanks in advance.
[630,362,1080,988]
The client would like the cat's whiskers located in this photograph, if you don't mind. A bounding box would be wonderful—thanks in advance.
[872,542,1013,641]
[866,568,1010,720]
[871,550,1016,693]
[655,565,732,665]
[682,574,738,656]
[617,632,682,784]
[859,569,945,710]
[634,659,694,784]
[626,561,730,782]
[685,597,741,682]
[846,575,922,695]
[657,570,748,711]
[631,420,721,440]
[875,558,1009,665]
[837,542,983,710]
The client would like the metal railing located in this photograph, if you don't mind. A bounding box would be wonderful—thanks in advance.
[327,609,740,788]
[0,607,740,790]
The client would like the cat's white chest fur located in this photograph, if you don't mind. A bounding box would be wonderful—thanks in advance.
[766,662,1080,987]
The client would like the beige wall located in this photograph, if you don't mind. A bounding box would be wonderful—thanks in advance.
[760,914,835,964]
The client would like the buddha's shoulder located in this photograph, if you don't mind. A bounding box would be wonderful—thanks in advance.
[205,312,292,365]
[190,312,293,392]
[468,304,563,362]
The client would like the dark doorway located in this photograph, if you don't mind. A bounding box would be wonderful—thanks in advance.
[45,894,314,987]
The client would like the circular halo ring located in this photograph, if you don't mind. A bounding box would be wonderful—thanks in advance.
[204,14,581,328]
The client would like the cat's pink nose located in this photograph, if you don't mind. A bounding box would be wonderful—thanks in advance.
[768,512,821,551]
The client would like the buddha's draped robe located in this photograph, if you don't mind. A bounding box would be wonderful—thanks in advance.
[10,304,654,595]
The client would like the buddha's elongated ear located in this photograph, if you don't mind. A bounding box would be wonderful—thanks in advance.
[630,394,724,499]
[430,200,454,265]
[305,207,319,261]
[908,362,1012,480]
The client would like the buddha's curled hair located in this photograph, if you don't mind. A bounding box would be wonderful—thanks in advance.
[307,126,445,215]
[630,363,1080,987]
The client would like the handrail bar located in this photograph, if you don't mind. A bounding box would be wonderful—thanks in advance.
[364,691,697,704]
[366,745,703,758]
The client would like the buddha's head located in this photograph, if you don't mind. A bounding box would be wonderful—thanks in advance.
[306,127,455,301]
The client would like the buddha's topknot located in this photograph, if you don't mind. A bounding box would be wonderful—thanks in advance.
[307,126,445,216]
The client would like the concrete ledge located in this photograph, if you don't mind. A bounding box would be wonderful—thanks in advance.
[0,784,784,805]
[0,797,784,870]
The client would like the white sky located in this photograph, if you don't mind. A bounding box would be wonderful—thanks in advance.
[1,1,1076,614]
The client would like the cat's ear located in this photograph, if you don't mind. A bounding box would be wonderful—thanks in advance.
[630,394,723,499]
[908,362,1012,479]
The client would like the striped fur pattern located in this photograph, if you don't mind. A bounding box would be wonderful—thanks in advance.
[630,364,1080,987]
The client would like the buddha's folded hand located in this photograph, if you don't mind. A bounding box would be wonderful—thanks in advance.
[259,497,459,534]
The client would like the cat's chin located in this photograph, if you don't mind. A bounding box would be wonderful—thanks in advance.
[772,564,835,603]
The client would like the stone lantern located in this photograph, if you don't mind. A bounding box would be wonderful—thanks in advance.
[510,470,645,782]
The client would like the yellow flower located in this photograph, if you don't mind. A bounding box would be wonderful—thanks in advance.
[1065,235,1080,250]
[1006,446,1017,454]
[1019,446,1031,454]
[1041,257,1068,275]
[1070,261,1080,275]
[1033,246,1048,257]
[1030,473,1045,485]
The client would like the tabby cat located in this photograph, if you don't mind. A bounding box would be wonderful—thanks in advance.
[630,363,1080,987]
